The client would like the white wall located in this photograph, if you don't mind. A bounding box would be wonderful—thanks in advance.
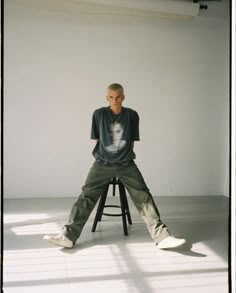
[4,0,230,198]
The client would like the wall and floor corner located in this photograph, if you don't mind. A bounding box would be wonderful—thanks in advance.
[4,0,230,198]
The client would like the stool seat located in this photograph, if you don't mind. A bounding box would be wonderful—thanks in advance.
[91,177,132,236]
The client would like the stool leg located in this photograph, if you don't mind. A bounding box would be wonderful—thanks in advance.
[118,183,128,236]
[91,184,109,232]
[124,193,132,225]
[119,181,132,225]
[112,177,116,196]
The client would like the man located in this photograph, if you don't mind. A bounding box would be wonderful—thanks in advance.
[44,83,186,249]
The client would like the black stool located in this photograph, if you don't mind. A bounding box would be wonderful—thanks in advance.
[91,177,132,236]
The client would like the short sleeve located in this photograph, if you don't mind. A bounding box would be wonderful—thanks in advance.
[90,111,99,139]
[132,111,140,141]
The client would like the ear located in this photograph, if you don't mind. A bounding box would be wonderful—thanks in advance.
[106,95,109,102]
[122,95,125,102]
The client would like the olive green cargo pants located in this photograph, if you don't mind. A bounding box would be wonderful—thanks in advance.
[64,160,170,244]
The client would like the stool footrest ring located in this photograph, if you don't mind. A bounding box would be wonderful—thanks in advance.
[102,212,123,217]
[91,177,132,236]
[103,205,123,217]
[104,204,121,208]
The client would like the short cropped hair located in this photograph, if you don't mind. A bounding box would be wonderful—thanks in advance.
[107,83,124,93]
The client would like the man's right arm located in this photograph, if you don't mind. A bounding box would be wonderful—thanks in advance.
[90,111,99,140]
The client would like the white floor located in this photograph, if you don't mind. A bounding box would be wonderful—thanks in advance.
[3,195,229,293]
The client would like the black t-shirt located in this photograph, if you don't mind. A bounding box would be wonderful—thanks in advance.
[90,106,140,164]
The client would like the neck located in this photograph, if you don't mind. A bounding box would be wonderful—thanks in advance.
[110,106,122,114]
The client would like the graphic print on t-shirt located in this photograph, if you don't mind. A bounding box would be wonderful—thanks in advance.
[104,122,127,153]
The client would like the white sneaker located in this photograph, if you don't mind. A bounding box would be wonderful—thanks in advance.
[157,236,186,249]
[43,234,74,248]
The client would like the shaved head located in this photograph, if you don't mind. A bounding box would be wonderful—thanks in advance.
[107,83,124,94]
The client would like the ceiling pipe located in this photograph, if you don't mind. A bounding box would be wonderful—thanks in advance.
[74,0,200,17]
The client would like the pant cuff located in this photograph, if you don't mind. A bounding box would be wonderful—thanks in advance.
[154,231,171,245]
[63,228,77,244]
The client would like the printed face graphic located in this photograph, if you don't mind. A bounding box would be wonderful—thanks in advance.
[111,123,124,144]
[105,122,126,153]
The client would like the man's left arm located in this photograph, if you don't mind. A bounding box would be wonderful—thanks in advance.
[132,111,140,142]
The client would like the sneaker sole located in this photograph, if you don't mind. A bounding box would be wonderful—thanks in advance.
[43,236,74,248]
[158,239,186,249]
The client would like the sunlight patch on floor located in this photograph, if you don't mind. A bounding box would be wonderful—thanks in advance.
[10,222,62,235]
[4,214,51,224]
[125,241,228,273]
[147,272,228,293]
[4,240,229,293]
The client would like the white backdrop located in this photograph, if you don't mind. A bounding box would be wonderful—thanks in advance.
[4,0,230,198]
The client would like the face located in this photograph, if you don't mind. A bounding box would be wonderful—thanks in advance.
[106,89,125,108]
